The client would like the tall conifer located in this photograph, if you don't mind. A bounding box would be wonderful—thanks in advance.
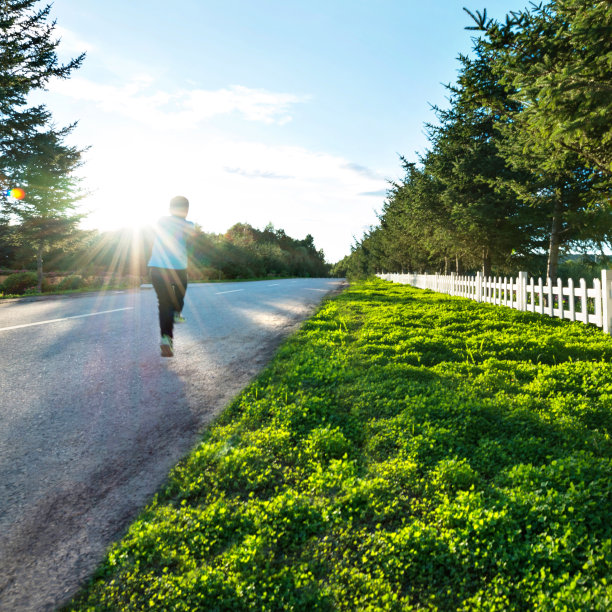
[0,1,85,286]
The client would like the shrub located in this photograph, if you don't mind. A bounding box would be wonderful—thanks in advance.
[56,274,86,291]
[2,271,38,294]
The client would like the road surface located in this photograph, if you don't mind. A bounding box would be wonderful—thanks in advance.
[0,277,345,611]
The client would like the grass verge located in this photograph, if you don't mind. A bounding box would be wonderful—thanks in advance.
[65,279,612,610]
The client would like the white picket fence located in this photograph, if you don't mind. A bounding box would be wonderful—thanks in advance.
[377,270,612,334]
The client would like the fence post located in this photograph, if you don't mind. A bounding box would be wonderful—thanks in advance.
[601,270,612,334]
[476,271,482,302]
[518,271,528,311]
[451,272,456,296]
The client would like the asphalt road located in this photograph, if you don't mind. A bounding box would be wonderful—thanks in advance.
[0,277,345,611]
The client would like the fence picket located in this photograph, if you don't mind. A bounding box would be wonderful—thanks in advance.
[602,270,612,334]
[555,278,562,319]
[579,278,588,323]
[567,278,576,322]
[594,278,602,327]
[537,278,544,315]
[379,270,612,335]
[545,278,552,316]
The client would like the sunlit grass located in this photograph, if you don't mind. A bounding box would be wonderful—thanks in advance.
[65,279,612,610]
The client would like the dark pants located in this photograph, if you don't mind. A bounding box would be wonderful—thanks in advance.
[150,267,188,338]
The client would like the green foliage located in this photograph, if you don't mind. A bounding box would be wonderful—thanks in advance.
[200,223,329,279]
[56,274,86,291]
[557,254,612,283]
[0,1,86,287]
[66,280,612,610]
[345,0,612,280]
[0,221,330,283]
[0,0,84,177]
[1,271,37,294]
[477,0,612,177]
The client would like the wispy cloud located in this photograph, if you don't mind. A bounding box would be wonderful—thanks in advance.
[49,77,308,127]
[185,85,306,125]
[79,132,389,261]
[225,167,294,180]
[54,25,95,54]
[343,162,384,181]
[360,189,388,197]
[49,69,387,261]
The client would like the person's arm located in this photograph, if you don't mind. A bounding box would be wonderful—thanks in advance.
[185,220,198,239]
[184,221,198,263]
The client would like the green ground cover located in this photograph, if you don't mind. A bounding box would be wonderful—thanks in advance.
[66,279,612,610]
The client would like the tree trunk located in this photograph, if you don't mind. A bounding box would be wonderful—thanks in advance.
[456,255,463,275]
[547,195,563,281]
[444,257,449,275]
[482,247,491,278]
[36,243,43,293]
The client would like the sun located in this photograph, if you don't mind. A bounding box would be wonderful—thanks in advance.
[79,192,165,234]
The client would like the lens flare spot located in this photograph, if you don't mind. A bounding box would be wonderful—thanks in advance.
[6,188,26,200]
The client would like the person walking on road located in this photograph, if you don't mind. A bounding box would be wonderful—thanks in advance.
[148,195,196,357]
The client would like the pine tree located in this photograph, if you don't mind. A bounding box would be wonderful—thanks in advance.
[466,1,612,279]
[473,0,612,176]
[0,1,85,286]
[7,126,85,290]
[0,1,84,185]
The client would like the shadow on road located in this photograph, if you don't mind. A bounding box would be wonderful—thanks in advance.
[0,279,345,611]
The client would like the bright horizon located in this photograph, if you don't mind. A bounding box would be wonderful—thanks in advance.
[33,0,522,263]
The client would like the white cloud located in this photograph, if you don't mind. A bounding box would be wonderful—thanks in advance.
[47,73,385,262]
[184,85,305,125]
[225,168,294,180]
[78,131,387,262]
[343,162,385,181]
[48,77,308,127]
[54,25,95,55]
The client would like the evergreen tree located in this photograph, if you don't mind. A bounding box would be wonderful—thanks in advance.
[7,126,85,290]
[379,160,450,273]
[428,43,543,276]
[466,3,612,278]
[496,121,610,279]
[0,0,86,287]
[468,1,612,176]
[341,2,612,278]
[0,1,84,190]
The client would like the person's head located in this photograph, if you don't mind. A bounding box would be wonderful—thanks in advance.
[169,195,189,218]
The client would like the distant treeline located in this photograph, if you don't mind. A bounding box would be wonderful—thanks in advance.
[0,221,330,280]
[334,0,612,282]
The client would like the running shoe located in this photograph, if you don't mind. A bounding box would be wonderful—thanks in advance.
[160,335,174,357]
[174,313,186,323]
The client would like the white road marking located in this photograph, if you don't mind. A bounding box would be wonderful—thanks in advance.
[267,283,280,287]
[0,307,135,332]
[305,288,327,292]
[215,289,244,295]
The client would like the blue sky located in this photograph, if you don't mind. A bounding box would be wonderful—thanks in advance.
[39,0,522,262]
